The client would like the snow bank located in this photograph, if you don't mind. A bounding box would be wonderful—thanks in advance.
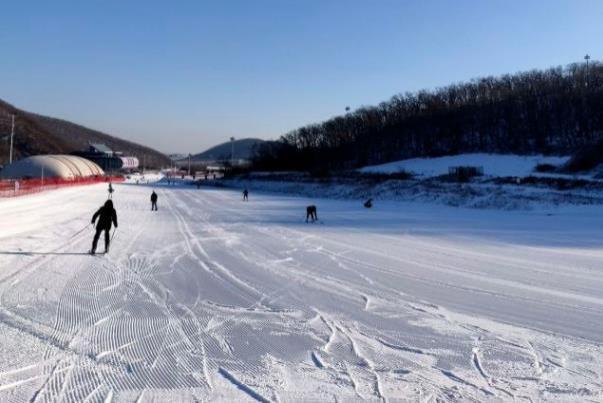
[359,153,570,178]
[124,172,164,184]
[212,175,603,210]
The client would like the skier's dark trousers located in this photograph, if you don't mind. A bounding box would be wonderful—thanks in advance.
[151,191,158,211]
[90,200,118,254]
[306,205,318,223]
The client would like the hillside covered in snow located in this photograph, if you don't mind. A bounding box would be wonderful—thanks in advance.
[359,153,570,178]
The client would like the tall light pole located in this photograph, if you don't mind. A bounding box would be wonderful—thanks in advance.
[584,54,592,140]
[188,153,191,177]
[585,54,591,87]
[9,114,15,164]
[230,137,235,167]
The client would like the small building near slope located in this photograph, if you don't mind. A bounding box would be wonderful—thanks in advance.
[73,143,139,173]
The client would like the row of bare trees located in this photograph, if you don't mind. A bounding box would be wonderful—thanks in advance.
[253,61,603,172]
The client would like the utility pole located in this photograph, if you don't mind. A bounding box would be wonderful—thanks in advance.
[230,137,235,167]
[585,54,591,87]
[188,153,191,177]
[9,114,15,164]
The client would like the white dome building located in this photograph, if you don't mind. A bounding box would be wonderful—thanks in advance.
[0,155,105,180]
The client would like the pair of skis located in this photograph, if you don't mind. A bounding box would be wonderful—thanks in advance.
[88,228,117,255]
[89,251,106,256]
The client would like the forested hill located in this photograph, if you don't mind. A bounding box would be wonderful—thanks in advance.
[254,61,603,172]
[191,138,264,161]
[0,99,170,168]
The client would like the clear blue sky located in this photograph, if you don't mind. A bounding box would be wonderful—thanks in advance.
[1,0,602,153]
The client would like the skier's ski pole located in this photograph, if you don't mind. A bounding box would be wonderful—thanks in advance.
[69,224,92,240]
[110,228,117,244]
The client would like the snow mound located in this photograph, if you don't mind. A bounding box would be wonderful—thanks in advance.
[124,172,164,184]
[360,153,570,178]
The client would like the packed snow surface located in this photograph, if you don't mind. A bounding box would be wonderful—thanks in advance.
[360,153,570,178]
[0,183,602,402]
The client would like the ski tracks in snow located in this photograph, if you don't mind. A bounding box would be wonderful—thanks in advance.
[0,185,602,401]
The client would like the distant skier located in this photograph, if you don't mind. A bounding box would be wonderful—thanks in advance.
[306,205,318,223]
[90,200,118,255]
[243,189,249,201]
[151,190,158,211]
[364,198,373,208]
[108,183,114,199]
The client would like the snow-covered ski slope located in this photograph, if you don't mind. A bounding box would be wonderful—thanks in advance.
[0,183,602,402]
[359,154,570,178]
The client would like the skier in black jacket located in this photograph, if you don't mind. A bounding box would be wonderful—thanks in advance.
[90,200,118,254]
[151,191,158,211]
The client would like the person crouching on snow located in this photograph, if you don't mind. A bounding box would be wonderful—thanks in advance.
[306,205,318,223]
[90,200,118,254]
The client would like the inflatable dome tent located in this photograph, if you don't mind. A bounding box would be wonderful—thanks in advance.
[0,155,104,180]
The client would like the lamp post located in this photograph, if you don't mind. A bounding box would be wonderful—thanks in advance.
[188,153,191,177]
[9,114,15,164]
[230,137,235,167]
[585,54,591,87]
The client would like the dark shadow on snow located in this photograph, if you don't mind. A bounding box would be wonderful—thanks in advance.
[0,251,93,256]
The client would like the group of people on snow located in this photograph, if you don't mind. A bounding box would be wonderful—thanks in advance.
[89,183,374,254]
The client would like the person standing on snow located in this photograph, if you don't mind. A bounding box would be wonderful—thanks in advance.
[108,182,114,199]
[243,188,249,201]
[90,200,118,254]
[151,190,158,211]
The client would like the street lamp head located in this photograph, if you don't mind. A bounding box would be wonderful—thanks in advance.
[584,54,591,61]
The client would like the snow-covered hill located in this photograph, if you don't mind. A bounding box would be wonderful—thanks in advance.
[359,153,570,178]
